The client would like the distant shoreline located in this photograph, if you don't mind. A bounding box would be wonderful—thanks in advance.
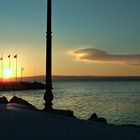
[0,81,45,91]
[52,76,140,82]
[10,75,140,82]
[1,76,140,83]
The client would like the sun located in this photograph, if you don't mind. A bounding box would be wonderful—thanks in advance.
[4,69,13,79]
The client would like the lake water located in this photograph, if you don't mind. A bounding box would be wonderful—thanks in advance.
[0,81,140,125]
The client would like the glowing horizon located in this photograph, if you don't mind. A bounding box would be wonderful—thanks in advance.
[0,0,140,76]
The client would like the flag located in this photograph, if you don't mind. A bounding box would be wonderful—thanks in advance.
[14,54,17,58]
[0,57,2,60]
[8,55,10,58]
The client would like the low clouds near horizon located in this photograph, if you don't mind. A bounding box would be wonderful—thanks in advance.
[72,48,140,65]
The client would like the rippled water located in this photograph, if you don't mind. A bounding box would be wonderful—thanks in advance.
[0,81,140,125]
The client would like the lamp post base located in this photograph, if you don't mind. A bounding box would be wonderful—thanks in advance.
[43,89,53,112]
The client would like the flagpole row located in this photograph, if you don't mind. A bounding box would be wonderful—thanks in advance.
[0,54,21,81]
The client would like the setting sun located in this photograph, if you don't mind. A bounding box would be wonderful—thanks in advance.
[4,69,13,79]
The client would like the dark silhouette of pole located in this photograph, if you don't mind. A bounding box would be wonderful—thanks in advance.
[14,54,17,81]
[21,67,24,82]
[34,70,36,83]
[44,0,53,111]
[0,56,3,80]
[8,54,10,69]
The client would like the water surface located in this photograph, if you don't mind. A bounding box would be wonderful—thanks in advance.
[0,81,140,125]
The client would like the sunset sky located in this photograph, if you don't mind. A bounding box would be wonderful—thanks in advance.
[0,0,140,77]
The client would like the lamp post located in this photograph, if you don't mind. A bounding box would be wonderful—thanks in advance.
[43,0,53,111]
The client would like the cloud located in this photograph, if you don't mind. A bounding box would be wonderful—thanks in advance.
[72,48,140,65]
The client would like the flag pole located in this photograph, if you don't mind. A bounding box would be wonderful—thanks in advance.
[14,55,18,81]
[2,54,3,81]
[0,54,3,81]
[21,67,22,82]
[0,59,1,80]
[44,0,53,111]
[21,67,23,82]
[8,54,10,69]
[34,70,36,83]
[16,56,17,80]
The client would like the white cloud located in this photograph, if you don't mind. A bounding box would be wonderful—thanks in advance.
[72,48,140,65]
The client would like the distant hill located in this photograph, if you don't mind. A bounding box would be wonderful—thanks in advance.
[20,75,140,83]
